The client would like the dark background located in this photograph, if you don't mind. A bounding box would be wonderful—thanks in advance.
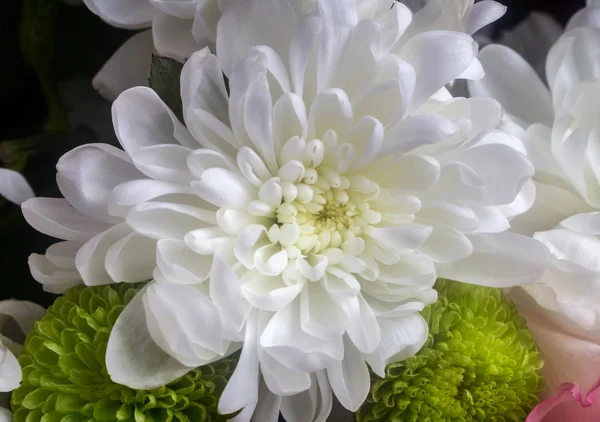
[0,0,587,305]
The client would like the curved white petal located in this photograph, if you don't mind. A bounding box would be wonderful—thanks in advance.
[364,313,428,377]
[327,336,369,412]
[0,300,45,334]
[112,87,196,156]
[440,232,551,287]
[400,30,477,110]
[218,311,260,420]
[0,169,34,205]
[92,30,154,101]
[56,143,143,224]
[468,44,554,126]
[156,239,212,285]
[106,284,195,389]
[0,344,21,392]
[142,283,228,366]
[105,232,157,283]
[22,198,110,242]
[82,0,155,29]
[153,13,198,62]
[261,301,343,373]
[76,223,133,285]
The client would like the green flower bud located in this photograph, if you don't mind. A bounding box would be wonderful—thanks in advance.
[11,284,238,422]
[357,279,544,422]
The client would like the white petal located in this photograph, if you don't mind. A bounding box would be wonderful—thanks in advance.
[400,30,477,110]
[216,0,297,76]
[253,380,282,422]
[280,372,333,422]
[308,89,353,140]
[156,239,212,284]
[468,45,553,126]
[454,144,532,206]
[180,48,230,129]
[300,281,346,340]
[536,229,600,273]
[82,0,155,28]
[364,314,428,377]
[0,169,34,205]
[365,224,433,251]
[143,283,227,366]
[244,69,277,171]
[273,93,308,149]
[22,198,110,242]
[112,87,196,155]
[76,223,132,285]
[419,226,473,264]
[241,270,303,312]
[108,179,195,218]
[0,345,21,392]
[191,168,255,209]
[561,212,600,236]
[28,248,82,293]
[345,295,381,354]
[296,255,328,281]
[465,1,507,35]
[327,336,369,412]
[126,201,215,240]
[374,155,440,191]
[130,144,194,184]
[348,116,384,169]
[106,285,196,389]
[210,255,247,332]
[440,232,551,287]
[0,300,45,334]
[261,300,343,372]
[185,227,231,255]
[187,149,237,179]
[57,143,143,224]
[471,206,510,233]
[105,232,156,283]
[218,311,260,419]
[152,13,197,62]
[381,114,460,156]
[322,268,361,302]
[254,244,289,277]
[0,407,11,421]
[259,348,312,397]
[92,30,154,101]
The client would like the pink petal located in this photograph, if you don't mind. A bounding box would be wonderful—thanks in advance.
[526,378,600,422]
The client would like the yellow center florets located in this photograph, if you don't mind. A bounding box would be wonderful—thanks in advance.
[270,162,381,256]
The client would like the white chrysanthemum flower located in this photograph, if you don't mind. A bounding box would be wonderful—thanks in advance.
[470,0,600,357]
[71,1,551,420]
[87,0,507,101]
[0,300,45,421]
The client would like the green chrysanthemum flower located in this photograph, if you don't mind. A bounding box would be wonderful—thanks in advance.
[11,284,238,422]
[357,279,544,422]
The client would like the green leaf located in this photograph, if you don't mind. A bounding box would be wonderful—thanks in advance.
[20,0,67,132]
[148,55,184,123]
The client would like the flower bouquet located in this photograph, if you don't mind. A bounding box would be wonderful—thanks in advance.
[1,0,599,421]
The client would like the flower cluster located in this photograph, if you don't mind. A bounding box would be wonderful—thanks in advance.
[11,284,238,422]
[6,0,600,421]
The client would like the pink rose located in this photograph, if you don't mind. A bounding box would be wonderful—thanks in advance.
[517,305,600,421]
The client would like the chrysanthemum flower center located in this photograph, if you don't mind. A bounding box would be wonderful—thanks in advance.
[264,136,381,256]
